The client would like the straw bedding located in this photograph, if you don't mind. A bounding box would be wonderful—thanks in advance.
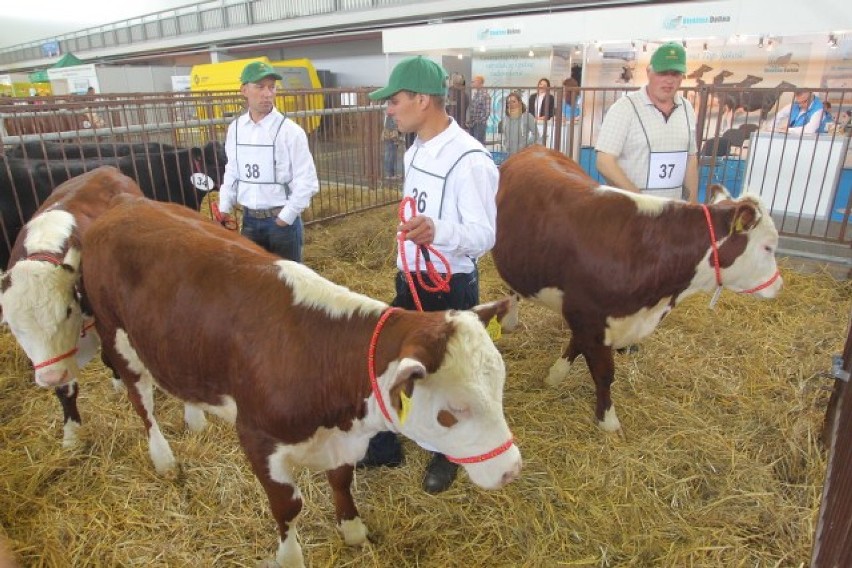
[0,204,849,567]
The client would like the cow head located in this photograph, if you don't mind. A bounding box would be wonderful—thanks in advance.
[188,142,227,195]
[379,300,521,490]
[712,194,783,298]
[0,210,86,387]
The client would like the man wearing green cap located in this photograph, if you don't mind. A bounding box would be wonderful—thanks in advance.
[361,56,499,494]
[595,42,698,202]
[218,60,319,261]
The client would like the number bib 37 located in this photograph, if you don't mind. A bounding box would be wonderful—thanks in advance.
[646,150,687,190]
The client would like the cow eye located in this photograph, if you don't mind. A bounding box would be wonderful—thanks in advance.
[437,409,458,428]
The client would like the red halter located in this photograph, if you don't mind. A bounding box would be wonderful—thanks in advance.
[367,308,514,465]
[701,205,780,307]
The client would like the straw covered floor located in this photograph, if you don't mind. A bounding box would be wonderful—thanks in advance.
[0,204,849,567]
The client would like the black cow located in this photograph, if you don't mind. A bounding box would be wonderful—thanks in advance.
[0,141,225,267]
[5,141,175,160]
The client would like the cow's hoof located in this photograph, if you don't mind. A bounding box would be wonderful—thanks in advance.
[339,517,369,546]
[597,407,623,438]
[545,358,571,386]
[183,404,208,432]
[62,420,81,449]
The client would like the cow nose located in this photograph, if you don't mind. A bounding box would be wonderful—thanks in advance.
[501,460,522,486]
[35,368,70,388]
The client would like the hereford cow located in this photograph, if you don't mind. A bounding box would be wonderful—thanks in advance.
[81,196,521,566]
[0,167,145,447]
[1,167,217,448]
[493,147,782,435]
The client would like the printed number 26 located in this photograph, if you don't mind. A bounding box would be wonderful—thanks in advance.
[412,188,428,213]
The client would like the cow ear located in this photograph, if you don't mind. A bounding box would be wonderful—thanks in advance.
[389,358,426,421]
[731,201,759,234]
[709,184,732,203]
[61,247,81,272]
[471,297,512,327]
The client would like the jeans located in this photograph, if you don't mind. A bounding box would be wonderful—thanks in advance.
[241,215,304,262]
[470,122,487,146]
[383,140,399,177]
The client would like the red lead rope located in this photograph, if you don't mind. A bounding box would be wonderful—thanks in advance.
[368,307,515,465]
[397,197,452,311]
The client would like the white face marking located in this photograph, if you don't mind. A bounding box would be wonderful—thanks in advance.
[376,312,521,490]
[605,297,672,348]
[275,260,386,319]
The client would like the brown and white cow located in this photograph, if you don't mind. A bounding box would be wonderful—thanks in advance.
[81,196,521,567]
[493,146,782,435]
[0,167,145,446]
[0,166,207,449]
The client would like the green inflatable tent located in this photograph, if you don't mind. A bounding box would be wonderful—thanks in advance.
[28,52,85,83]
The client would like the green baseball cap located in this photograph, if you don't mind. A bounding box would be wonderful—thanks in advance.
[368,56,449,100]
[650,42,687,74]
[240,61,282,84]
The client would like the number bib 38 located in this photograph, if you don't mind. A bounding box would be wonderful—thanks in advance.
[236,143,277,184]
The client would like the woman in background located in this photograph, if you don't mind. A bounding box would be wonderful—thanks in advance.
[501,91,538,155]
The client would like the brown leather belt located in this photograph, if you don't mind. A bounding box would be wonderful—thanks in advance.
[243,206,284,219]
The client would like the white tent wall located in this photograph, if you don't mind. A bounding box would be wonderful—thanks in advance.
[96,65,192,93]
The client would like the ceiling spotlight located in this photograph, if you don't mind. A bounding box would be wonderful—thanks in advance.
[528,49,534,57]
[758,36,764,48]
[828,34,838,48]
[478,45,486,52]
[457,53,463,60]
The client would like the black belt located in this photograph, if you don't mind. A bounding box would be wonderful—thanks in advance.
[243,206,284,219]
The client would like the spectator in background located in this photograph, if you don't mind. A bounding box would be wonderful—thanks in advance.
[447,73,469,129]
[466,74,491,145]
[562,77,582,122]
[382,113,402,180]
[501,91,538,155]
[595,41,698,202]
[219,61,319,262]
[529,78,555,144]
[771,89,825,136]
[819,101,835,134]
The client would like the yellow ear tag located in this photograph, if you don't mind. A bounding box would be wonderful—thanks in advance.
[486,315,502,341]
[398,390,413,425]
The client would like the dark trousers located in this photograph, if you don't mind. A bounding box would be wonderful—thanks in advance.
[241,216,303,262]
[390,268,479,311]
